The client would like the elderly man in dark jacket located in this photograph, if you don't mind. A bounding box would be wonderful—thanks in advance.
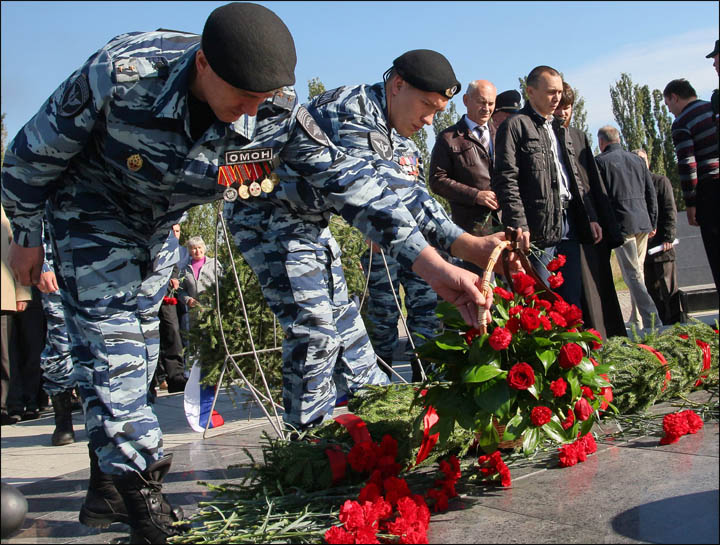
[595,126,661,330]
[492,66,602,308]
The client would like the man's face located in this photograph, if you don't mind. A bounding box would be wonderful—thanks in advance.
[463,84,496,126]
[527,72,563,118]
[663,93,681,117]
[387,77,449,137]
[553,103,573,127]
[194,50,276,123]
[172,224,181,239]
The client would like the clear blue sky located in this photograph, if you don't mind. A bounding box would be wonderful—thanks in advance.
[2,1,718,149]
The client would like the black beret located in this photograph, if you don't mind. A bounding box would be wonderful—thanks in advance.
[706,39,719,58]
[202,2,296,92]
[495,90,522,112]
[390,49,461,98]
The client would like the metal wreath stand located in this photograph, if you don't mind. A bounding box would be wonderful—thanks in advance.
[201,202,424,439]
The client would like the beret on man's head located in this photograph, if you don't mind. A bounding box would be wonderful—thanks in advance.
[706,39,719,58]
[389,49,461,98]
[495,90,522,112]
[202,2,296,92]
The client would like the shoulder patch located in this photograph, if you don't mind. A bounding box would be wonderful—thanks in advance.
[114,57,168,83]
[315,86,344,107]
[272,88,296,111]
[58,74,90,118]
[368,131,393,160]
[297,106,331,147]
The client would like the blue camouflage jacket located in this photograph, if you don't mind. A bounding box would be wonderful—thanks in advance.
[305,82,466,253]
[2,31,430,271]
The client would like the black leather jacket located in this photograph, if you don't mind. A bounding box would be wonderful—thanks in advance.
[491,103,597,248]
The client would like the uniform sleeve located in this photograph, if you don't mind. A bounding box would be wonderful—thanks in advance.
[41,215,54,274]
[1,47,114,247]
[491,120,528,230]
[670,124,698,207]
[279,119,429,271]
[309,98,464,253]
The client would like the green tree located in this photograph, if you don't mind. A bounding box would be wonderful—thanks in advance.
[410,127,430,182]
[307,77,326,99]
[432,101,459,136]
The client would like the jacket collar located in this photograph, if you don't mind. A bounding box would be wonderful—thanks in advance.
[151,44,256,142]
[521,102,551,125]
[603,142,624,153]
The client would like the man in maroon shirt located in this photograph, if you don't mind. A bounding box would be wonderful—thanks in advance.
[664,78,719,291]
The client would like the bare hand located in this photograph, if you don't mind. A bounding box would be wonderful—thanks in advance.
[187,297,198,308]
[169,278,180,290]
[686,206,698,226]
[365,239,382,253]
[8,242,44,286]
[474,190,499,210]
[590,222,603,244]
[16,301,28,312]
[662,241,674,252]
[450,229,530,276]
[37,270,59,293]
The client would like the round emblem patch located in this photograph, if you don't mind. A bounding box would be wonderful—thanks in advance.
[59,74,90,118]
[223,187,238,202]
[127,154,143,172]
[368,131,393,160]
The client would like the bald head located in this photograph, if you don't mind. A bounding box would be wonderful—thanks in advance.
[464,79,497,126]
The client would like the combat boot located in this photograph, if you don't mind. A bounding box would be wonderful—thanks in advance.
[78,446,129,528]
[112,454,187,544]
[50,391,75,446]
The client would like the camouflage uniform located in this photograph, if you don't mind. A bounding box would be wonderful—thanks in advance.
[39,215,76,397]
[307,83,464,379]
[3,31,437,468]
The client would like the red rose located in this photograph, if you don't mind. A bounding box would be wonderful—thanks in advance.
[547,254,567,272]
[464,327,482,345]
[549,311,567,328]
[530,406,552,427]
[549,378,567,397]
[488,327,512,350]
[561,409,575,430]
[520,307,541,332]
[507,362,535,390]
[506,317,520,334]
[558,443,579,467]
[512,272,536,297]
[493,286,514,301]
[586,328,603,350]
[548,272,564,289]
[539,315,552,331]
[682,410,703,434]
[574,397,593,421]
[509,305,523,316]
[325,525,355,544]
[559,343,584,369]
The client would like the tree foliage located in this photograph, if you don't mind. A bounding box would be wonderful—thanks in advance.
[609,73,681,209]
[431,101,459,136]
[308,77,326,100]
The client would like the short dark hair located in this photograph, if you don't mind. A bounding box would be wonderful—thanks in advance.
[663,79,697,99]
[558,82,575,108]
[527,65,561,88]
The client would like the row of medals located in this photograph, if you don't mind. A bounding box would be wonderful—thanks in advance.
[223,172,280,202]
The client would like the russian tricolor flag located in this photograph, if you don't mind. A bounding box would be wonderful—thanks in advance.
[184,362,224,432]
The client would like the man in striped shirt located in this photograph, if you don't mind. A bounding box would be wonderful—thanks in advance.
[664,78,719,291]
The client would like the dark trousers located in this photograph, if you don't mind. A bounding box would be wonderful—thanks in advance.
[1,313,13,414]
[697,181,720,296]
[7,298,46,413]
[644,258,683,325]
[157,302,185,385]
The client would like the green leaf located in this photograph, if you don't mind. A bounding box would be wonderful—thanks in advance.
[533,337,554,347]
[592,363,612,374]
[536,349,556,372]
[462,364,504,383]
[494,301,509,320]
[474,380,512,418]
[567,373,581,401]
[579,372,611,389]
[523,426,541,455]
[541,420,568,443]
[467,335,493,365]
[435,413,456,445]
[579,416,595,436]
[527,383,539,399]
[502,413,524,440]
[435,302,468,330]
[577,358,595,374]
[558,332,584,341]
[477,416,499,450]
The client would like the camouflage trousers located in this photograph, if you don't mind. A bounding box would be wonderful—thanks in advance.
[39,288,76,397]
[49,215,178,475]
[224,203,388,430]
[360,249,439,381]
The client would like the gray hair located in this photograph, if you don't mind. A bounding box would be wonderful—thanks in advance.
[187,236,206,252]
[632,148,649,168]
[597,125,620,143]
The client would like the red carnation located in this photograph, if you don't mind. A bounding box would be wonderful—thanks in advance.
[464,327,482,345]
[547,254,567,272]
[507,362,535,390]
[682,410,704,434]
[548,272,564,289]
[325,525,355,544]
[512,272,536,297]
[580,432,597,454]
[599,373,612,410]
[563,304,583,327]
[549,378,567,397]
[353,527,379,545]
[339,500,366,531]
[558,443,579,467]
[378,434,398,459]
[506,317,520,334]
[348,441,379,473]
[530,406,552,427]
[358,482,381,504]
[581,386,595,400]
[488,327,512,350]
[549,311,567,328]
[426,488,449,512]
[520,307,541,332]
[553,298,570,315]
[509,305,523,316]
[575,440,588,463]
[561,409,575,430]
[533,297,552,311]
[574,397,593,421]
[493,286,514,301]
[558,343,584,369]
[383,476,411,506]
[539,315,552,331]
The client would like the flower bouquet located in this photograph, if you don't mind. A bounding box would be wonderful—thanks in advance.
[416,254,615,456]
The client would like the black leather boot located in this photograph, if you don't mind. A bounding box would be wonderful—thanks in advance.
[78,446,129,528]
[112,454,187,544]
[50,391,75,446]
